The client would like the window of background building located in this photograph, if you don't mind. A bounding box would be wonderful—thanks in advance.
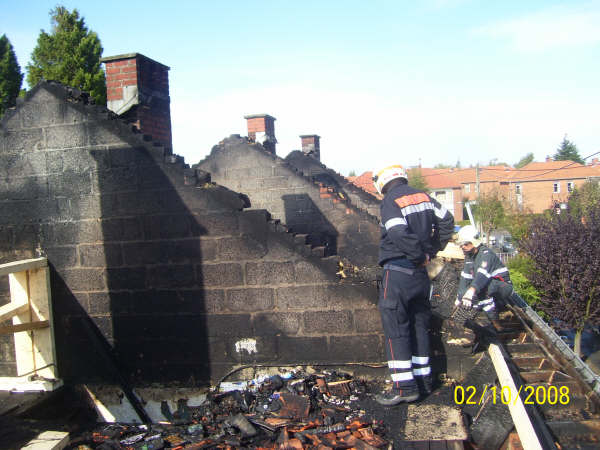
[553,182,560,193]
[567,181,574,193]
[465,184,470,193]
[435,191,446,201]
[515,184,522,195]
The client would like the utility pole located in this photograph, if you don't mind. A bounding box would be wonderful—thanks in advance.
[476,163,480,200]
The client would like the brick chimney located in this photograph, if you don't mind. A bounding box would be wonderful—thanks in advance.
[300,134,320,161]
[590,158,599,166]
[101,53,172,149]
[244,114,277,153]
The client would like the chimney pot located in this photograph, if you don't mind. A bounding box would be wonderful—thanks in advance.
[546,155,553,162]
[244,114,277,153]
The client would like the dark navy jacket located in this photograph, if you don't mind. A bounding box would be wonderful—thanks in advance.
[379,183,455,267]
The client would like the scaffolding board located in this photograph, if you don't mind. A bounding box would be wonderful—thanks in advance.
[0,258,62,392]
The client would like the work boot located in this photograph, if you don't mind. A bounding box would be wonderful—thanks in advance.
[416,376,433,396]
[375,388,419,406]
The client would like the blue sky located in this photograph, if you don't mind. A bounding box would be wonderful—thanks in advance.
[2,0,599,175]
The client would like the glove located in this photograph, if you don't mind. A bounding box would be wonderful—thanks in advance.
[460,288,476,309]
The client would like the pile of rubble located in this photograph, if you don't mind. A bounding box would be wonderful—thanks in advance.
[68,369,391,449]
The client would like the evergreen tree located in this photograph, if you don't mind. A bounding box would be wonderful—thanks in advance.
[553,135,584,164]
[0,34,23,117]
[26,6,106,105]
[514,152,534,168]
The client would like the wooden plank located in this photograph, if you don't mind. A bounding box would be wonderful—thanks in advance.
[21,430,69,450]
[0,257,47,277]
[0,302,29,322]
[0,320,49,335]
[10,266,57,380]
[488,343,544,450]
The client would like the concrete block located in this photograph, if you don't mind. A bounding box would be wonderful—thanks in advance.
[115,191,161,215]
[195,212,238,236]
[229,336,279,364]
[142,214,191,240]
[59,268,106,291]
[2,128,44,153]
[130,289,181,315]
[78,220,103,244]
[326,283,377,309]
[275,285,327,310]
[88,291,132,315]
[329,335,383,362]
[200,263,243,287]
[246,261,295,285]
[45,123,87,149]
[216,236,267,261]
[294,260,331,283]
[1,176,48,200]
[79,243,122,267]
[88,120,131,146]
[48,171,92,197]
[44,246,78,268]
[253,312,302,335]
[303,310,353,334]
[93,167,138,194]
[147,265,195,288]
[0,152,47,177]
[168,238,205,263]
[178,288,224,314]
[277,336,330,362]
[101,217,143,242]
[121,242,168,266]
[354,308,383,333]
[224,288,274,312]
[204,314,253,337]
[105,267,146,290]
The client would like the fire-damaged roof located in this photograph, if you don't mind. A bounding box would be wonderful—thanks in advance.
[2,80,600,449]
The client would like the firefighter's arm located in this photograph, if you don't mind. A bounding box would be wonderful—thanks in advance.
[431,198,455,250]
[384,216,427,264]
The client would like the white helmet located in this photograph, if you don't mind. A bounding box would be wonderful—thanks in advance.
[456,225,482,247]
[373,165,408,195]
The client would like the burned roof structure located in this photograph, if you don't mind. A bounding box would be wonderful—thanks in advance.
[2,52,600,449]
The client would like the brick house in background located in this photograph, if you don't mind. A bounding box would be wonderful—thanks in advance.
[351,159,600,220]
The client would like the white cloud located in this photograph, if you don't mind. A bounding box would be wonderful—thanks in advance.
[474,3,600,52]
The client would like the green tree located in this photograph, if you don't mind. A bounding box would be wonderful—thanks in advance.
[568,180,600,222]
[507,256,542,312]
[514,152,534,168]
[0,34,23,117]
[407,168,429,192]
[472,190,505,244]
[553,135,584,164]
[348,170,357,177]
[433,163,452,169]
[26,6,106,105]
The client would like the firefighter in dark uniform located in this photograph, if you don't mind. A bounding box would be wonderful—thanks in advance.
[373,165,455,405]
[455,225,514,325]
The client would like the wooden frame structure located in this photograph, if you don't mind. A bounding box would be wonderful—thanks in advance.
[0,257,62,391]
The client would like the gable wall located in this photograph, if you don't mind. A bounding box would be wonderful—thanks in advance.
[0,83,382,384]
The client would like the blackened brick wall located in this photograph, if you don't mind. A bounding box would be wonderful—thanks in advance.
[0,82,383,385]
[196,137,381,268]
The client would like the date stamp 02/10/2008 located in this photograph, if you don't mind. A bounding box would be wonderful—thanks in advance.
[454,385,570,406]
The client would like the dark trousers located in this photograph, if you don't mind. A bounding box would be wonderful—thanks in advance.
[379,265,432,390]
